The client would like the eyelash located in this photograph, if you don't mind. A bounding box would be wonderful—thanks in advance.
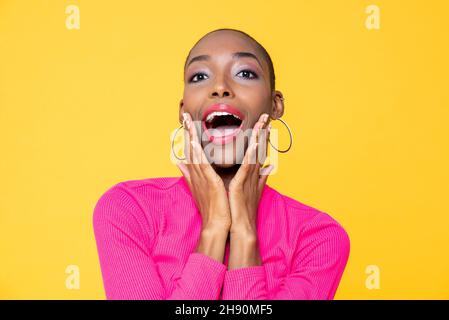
[188,69,259,83]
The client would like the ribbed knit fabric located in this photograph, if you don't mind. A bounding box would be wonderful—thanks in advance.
[92,176,350,300]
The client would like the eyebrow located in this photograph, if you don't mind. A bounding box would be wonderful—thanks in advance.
[186,51,263,69]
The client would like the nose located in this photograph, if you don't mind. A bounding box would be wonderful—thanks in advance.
[209,75,234,99]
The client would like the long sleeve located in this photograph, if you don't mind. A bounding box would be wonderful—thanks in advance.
[92,185,227,300]
[221,215,350,300]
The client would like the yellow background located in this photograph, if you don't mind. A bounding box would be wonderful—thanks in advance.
[1,0,448,299]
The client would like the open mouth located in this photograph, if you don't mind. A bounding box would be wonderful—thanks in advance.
[201,105,245,145]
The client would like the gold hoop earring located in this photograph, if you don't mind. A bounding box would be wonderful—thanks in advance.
[171,124,186,161]
[268,117,293,153]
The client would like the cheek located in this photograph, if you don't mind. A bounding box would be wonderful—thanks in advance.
[182,90,205,113]
[240,94,269,119]
[236,84,270,108]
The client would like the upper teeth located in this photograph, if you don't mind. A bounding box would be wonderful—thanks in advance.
[205,111,241,123]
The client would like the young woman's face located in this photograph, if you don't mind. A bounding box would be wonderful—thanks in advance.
[180,31,283,168]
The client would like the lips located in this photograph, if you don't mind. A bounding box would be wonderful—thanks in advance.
[201,103,245,145]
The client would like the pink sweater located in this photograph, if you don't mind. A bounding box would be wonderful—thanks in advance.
[93,176,350,300]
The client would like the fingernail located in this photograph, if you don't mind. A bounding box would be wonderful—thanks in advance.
[263,114,269,122]
[182,113,188,121]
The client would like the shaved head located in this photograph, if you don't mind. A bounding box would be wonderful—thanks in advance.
[184,28,276,92]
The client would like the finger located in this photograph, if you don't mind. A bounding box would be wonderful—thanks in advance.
[256,114,270,146]
[259,115,271,167]
[184,112,202,181]
[266,123,271,144]
[248,114,269,172]
[183,113,222,185]
[257,122,270,166]
[252,138,264,181]
[253,139,261,180]
[249,113,268,147]
[191,140,205,167]
[176,162,192,186]
[183,113,203,182]
[232,141,254,186]
[233,114,269,188]
[192,140,222,183]
[251,114,269,174]
[182,113,193,164]
[242,141,258,175]
[245,115,264,173]
[185,113,204,166]
[258,164,274,190]
[178,125,195,186]
[185,113,215,174]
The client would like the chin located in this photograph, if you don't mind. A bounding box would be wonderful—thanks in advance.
[205,144,245,167]
[213,162,237,168]
[200,139,266,169]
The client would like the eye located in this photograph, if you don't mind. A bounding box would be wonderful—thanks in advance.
[236,69,258,79]
[189,72,209,83]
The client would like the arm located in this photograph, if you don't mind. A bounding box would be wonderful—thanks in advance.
[227,226,262,270]
[196,227,229,264]
[93,185,227,300]
[221,216,351,300]
[171,226,229,299]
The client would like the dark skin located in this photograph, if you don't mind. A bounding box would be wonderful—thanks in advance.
[176,30,285,269]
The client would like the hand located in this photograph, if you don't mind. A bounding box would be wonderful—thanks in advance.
[228,113,275,234]
[176,112,232,232]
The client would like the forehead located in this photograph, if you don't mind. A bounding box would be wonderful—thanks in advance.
[187,31,267,70]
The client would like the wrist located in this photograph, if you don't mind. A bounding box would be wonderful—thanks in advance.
[197,226,229,263]
[201,224,230,238]
[230,221,257,237]
[228,233,262,268]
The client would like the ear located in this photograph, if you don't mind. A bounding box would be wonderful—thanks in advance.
[178,99,184,124]
[271,90,285,120]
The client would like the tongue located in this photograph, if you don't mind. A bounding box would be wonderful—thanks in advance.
[209,125,239,137]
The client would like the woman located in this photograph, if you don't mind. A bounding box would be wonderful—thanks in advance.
[93,28,350,300]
